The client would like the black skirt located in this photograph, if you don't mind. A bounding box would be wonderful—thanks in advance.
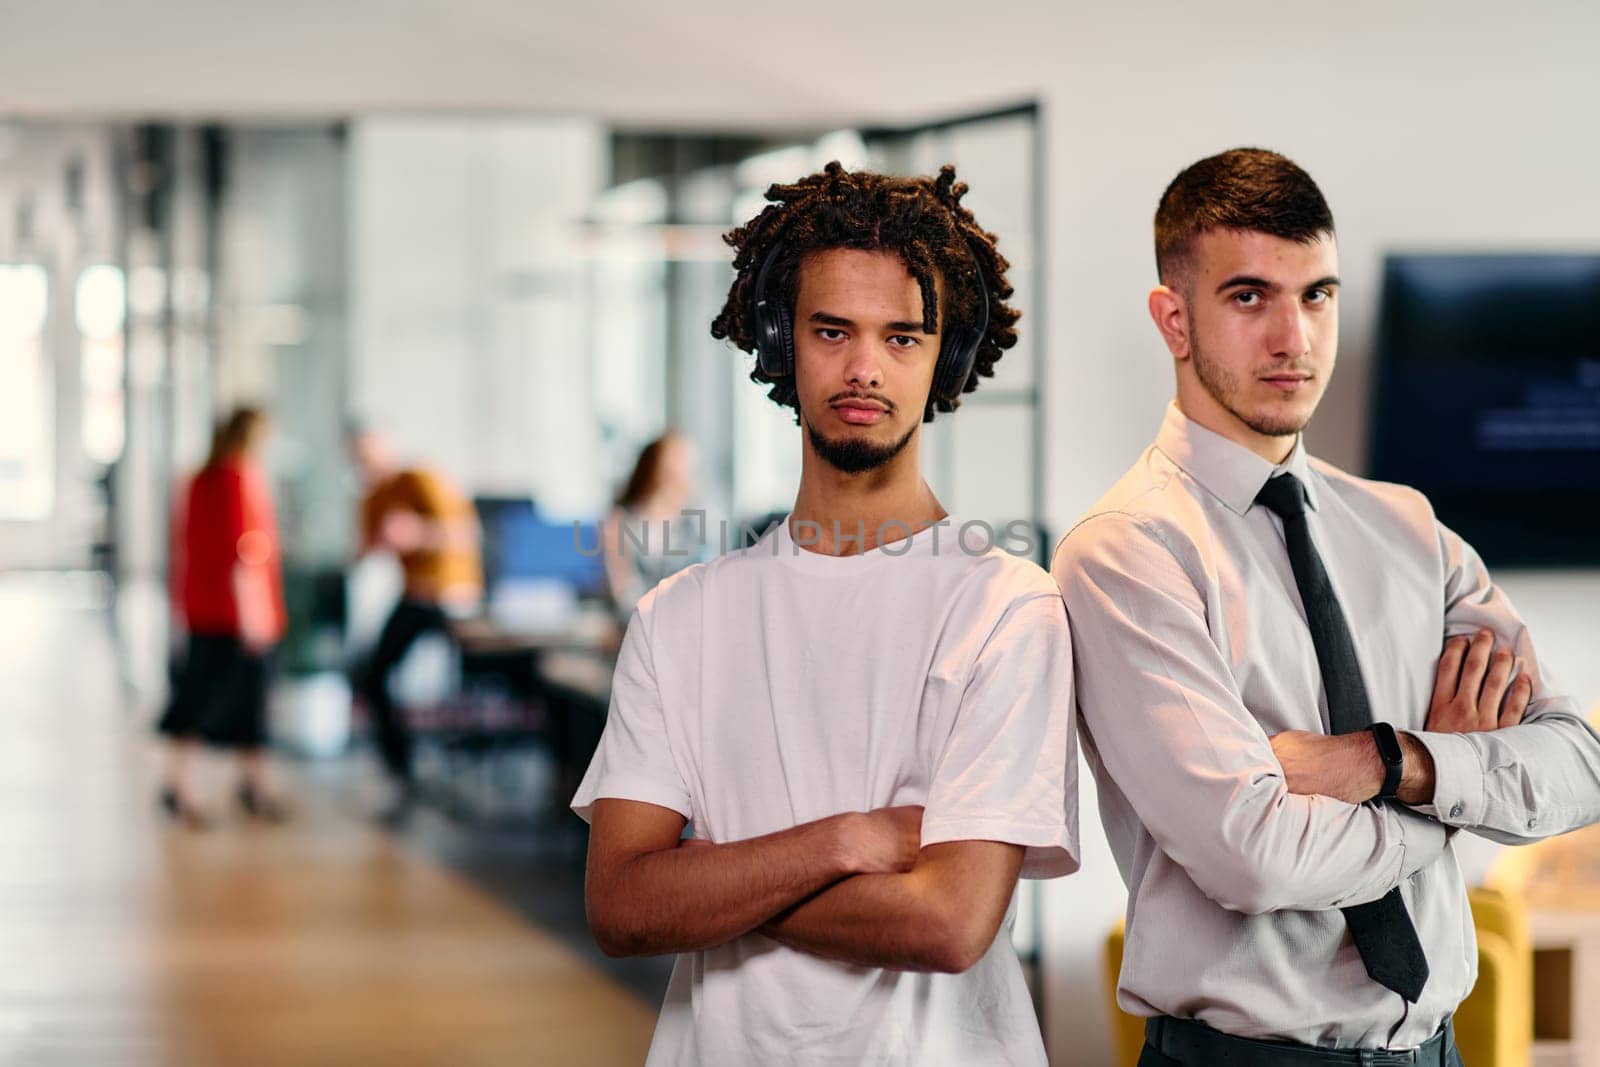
[157,632,273,748]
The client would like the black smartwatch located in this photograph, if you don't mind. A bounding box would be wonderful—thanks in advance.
[1370,722,1404,801]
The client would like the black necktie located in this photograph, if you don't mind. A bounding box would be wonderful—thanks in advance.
[1255,472,1430,1004]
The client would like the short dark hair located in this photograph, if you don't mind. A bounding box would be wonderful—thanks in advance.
[711,161,1020,422]
[1154,147,1334,289]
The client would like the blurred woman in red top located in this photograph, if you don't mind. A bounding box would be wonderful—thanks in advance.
[158,406,289,825]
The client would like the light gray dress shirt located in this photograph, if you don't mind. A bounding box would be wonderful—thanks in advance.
[1052,401,1600,1049]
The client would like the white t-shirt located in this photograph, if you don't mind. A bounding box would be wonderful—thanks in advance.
[573,516,1078,1066]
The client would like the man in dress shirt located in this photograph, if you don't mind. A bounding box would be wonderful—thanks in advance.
[1053,146,1600,1065]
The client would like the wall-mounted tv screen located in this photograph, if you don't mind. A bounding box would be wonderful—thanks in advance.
[1368,254,1600,567]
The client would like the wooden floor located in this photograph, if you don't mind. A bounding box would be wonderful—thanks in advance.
[0,573,655,1066]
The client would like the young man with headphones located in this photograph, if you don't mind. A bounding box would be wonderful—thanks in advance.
[572,163,1078,1065]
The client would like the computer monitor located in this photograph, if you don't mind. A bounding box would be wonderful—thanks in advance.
[1368,254,1600,566]
[474,497,606,595]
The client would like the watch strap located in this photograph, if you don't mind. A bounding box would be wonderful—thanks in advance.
[1370,722,1404,801]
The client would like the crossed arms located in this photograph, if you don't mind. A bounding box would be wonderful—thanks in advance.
[1269,526,1600,846]
[581,589,1075,972]
[585,800,1024,972]
[585,799,1024,972]
[1056,513,1600,916]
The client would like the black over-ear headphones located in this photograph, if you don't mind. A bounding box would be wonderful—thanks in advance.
[750,240,991,404]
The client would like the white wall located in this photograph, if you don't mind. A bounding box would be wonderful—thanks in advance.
[1034,9,1600,1064]
[349,119,610,515]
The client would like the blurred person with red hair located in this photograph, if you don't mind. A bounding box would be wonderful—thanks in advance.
[157,405,288,825]
[601,430,697,624]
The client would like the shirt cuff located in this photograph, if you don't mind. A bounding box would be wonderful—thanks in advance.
[1389,801,1450,879]
[1406,731,1487,827]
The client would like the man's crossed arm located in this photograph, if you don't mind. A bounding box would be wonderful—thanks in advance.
[1277,518,1600,845]
[1271,629,1532,806]
[584,799,1022,973]
[759,838,1024,973]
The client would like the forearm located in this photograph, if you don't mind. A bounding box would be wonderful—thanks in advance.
[1216,787,1450,913]
[762,872,962,972]
[1279,729,1438,806]
[1411,713,1600,842]
[1396,732,1437,805]
[1242,730,1448,911]
[761,842,1021,973]
[231,562,274,645]
[588,817,853,957]
[1089,722,1447,914]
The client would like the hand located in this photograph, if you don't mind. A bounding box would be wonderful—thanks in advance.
[237,594,277,654]
[1427,630,1532,734]
[1270,731,1384,804]
[380,510,427,553]
[238,618,276,656]
[233,564,277,654]
[835,806,923,875]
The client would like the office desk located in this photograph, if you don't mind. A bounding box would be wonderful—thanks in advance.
[436,614,617,820]
[450,614,616,658]
[535,648,613,708]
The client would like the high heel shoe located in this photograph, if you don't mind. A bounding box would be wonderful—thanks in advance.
[238,784,289,823]
[158,787,211,830]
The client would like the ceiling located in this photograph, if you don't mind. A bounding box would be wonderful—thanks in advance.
[0,0,1061,129]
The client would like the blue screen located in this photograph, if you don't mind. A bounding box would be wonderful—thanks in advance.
[474,497,606,593]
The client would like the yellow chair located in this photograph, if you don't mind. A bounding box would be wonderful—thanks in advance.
[1103,918,1143,1067]
[1455,885,1534,1067]
[1102,890,1532,1067]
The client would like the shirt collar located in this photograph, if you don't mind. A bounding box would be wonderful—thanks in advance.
[1154,401,1321,516]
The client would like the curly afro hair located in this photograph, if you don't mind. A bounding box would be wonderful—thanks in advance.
[711,161,1020,423]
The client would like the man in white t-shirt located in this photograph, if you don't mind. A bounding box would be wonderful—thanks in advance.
[572,162,1079,1066]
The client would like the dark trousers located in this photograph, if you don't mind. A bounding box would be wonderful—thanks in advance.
[1139,1020,1465,1067]
[1137,1045,1181,1067]
[1141,1046,1466,1067]
[358,599,449,783]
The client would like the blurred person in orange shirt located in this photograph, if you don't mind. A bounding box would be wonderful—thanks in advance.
[349,427,482,816]
[158,406,288,826]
